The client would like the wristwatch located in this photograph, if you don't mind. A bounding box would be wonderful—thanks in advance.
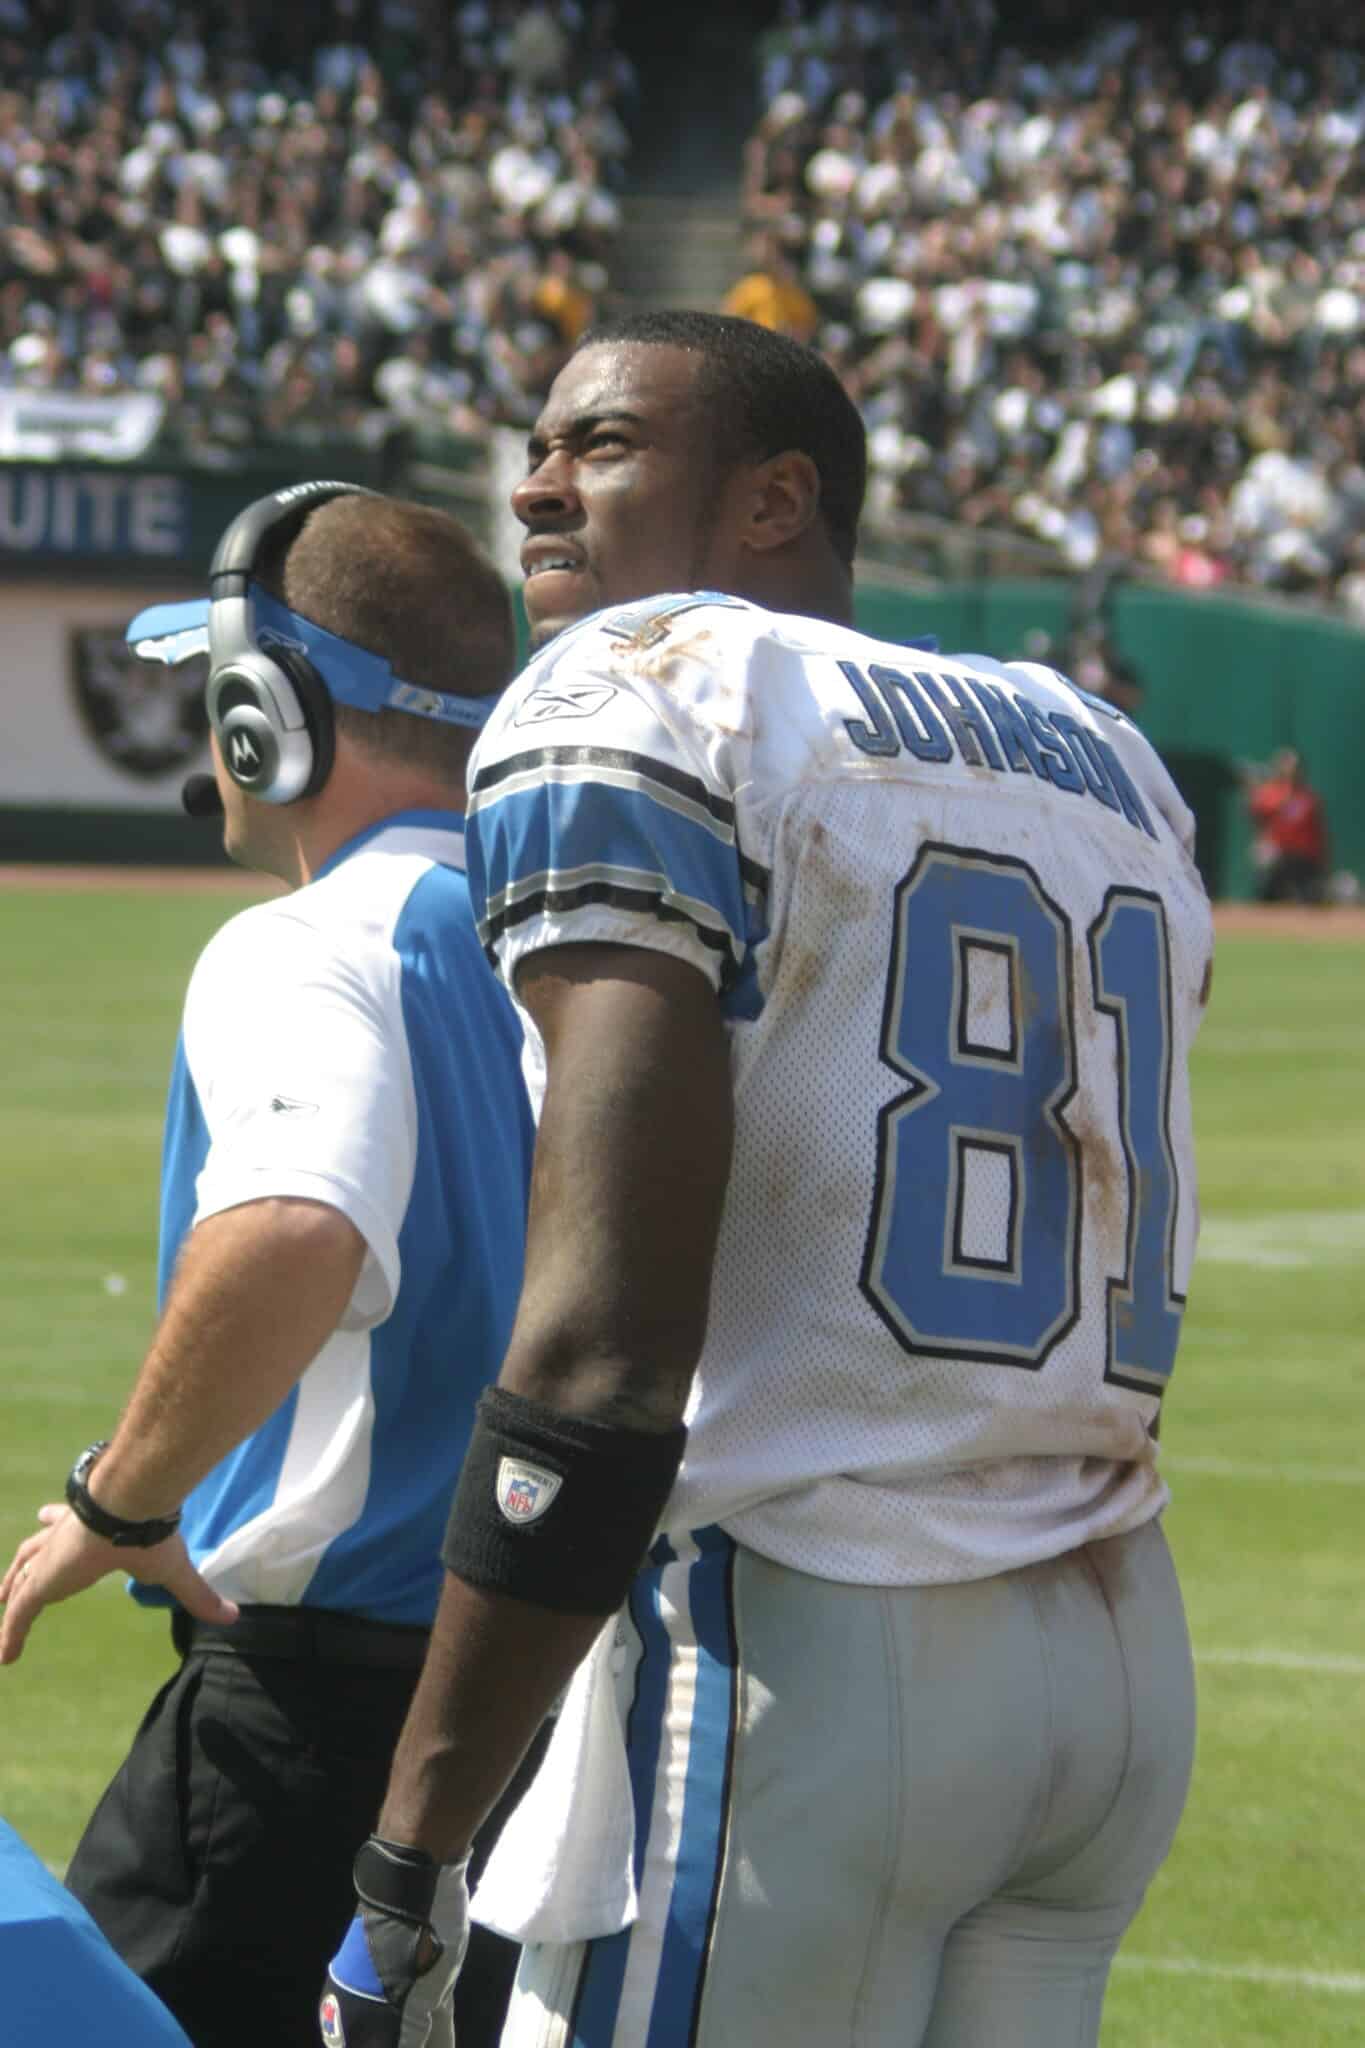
[65,1440,182,1548]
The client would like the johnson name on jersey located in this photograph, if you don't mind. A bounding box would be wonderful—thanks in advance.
[465,596,1214,1585]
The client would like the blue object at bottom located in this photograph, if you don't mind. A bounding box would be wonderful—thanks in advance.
[0,1819,192,2047]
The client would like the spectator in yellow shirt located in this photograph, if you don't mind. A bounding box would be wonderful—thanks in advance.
[721,232,820,342]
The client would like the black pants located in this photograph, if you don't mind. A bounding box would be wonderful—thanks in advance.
[65,1607,541,2048]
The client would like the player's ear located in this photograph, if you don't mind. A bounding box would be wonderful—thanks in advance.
[739,450,822,556]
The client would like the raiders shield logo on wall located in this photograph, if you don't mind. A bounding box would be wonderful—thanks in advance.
[70,626,209,780]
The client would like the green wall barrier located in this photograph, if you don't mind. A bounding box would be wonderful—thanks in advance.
[853,579,1365,900]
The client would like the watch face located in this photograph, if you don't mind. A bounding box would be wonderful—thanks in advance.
[69,1441,106,1492]
[67,1441,176,1545]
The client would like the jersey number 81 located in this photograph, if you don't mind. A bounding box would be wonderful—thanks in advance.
[860,845,1184,1394]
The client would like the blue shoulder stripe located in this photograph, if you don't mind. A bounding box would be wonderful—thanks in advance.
[472,746,769,897]
[468,771,763,989]
[473,744,734,829]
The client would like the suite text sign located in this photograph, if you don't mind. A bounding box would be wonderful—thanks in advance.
[0,468,187,559]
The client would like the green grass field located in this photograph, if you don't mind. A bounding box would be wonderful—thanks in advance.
[1,885,1362,2045]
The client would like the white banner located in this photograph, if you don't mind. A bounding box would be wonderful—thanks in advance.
[0,389,166,462]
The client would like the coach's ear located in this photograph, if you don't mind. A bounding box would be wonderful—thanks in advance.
[737,450,822,555]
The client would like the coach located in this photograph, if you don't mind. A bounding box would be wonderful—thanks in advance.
[0,486,535,2048]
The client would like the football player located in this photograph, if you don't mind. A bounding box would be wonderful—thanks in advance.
[324,313,1209,2048]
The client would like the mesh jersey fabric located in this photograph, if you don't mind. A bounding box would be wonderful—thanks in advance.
[465,600,1212,1585]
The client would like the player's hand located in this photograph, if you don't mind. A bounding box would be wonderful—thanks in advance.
[321,1839,470,2048]
[0,1506,238,1666]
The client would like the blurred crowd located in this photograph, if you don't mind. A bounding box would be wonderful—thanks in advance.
[738,1,1365,616]
[4,0,1365,621]
[0,0,632,457]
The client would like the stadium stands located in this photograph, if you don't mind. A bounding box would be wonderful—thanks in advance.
[0,0,633,457]
[741,2,1365,613]
[3,0,1363,618]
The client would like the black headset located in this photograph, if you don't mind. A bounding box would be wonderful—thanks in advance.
[206,480,376,804]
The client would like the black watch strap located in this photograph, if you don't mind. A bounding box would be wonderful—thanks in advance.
[66,1441,182,1549]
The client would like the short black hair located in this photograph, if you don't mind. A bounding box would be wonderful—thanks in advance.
[571,311,867,569]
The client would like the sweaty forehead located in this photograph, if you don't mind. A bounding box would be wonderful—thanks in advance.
[534,343,706,439]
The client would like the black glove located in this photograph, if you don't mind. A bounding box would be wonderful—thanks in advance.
[320,1836,471,2048]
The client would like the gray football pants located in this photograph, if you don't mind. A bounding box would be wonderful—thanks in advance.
[502,1516,1195,2047]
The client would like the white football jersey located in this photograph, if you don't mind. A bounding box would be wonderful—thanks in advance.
[466,596,1213,1583]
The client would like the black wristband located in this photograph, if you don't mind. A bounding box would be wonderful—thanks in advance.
[442,1387,686,1615]
[65,1441,183,1549]
[353,1837,439,1927]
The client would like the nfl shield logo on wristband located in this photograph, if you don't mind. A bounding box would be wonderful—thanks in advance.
[496,1457,562,1525]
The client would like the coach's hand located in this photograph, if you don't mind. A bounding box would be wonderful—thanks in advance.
[321,1839,470,2048]
[0,1507,237,1666]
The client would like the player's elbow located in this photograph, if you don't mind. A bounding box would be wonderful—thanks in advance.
[500,1313,702,1435]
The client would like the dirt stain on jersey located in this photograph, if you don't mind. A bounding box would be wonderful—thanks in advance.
[774,817,878,1012]
[779,939,824,1011]
[1075,949,1105,1047]
[778,935,824,1011]
[1014,947,1045,1031]
[1070,1095,1125,1246]
[631,625,712,685]
[968,968,1000,1038]
[806,818,875,919]
[631,629,754,740]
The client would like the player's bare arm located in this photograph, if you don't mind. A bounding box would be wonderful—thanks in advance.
[379,941,732,1861]
[319,943,732,2042]
[488,943,733,1430]
[0,1197,364,1664]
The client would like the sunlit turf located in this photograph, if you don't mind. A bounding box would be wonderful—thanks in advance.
[1,894,1361,2044]
[1102,935,1365,2046]
[1,886,268,1854]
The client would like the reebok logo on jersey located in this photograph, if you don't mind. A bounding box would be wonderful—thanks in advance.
[269,1094,318,1117]
[515,681,617,726]
[496,1457,562,1525]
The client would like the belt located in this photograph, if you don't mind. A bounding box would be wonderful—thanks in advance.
[172,1603,430,1670]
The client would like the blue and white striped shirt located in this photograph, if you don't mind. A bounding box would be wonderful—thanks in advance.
[144,810,533,1625]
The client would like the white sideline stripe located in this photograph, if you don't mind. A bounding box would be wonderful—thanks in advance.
[1165,1454,1365,1486]
[1196,1647,1365,1676]
[1199,1032,1361,1054]
[1115,1955,1365,1996]
[1195,1207,1365,1269]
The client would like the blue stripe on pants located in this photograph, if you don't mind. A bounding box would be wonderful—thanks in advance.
[569,1530,738,2048]
[648,1528,737,2047]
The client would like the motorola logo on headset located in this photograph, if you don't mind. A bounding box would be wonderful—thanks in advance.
[228,730,263,778]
